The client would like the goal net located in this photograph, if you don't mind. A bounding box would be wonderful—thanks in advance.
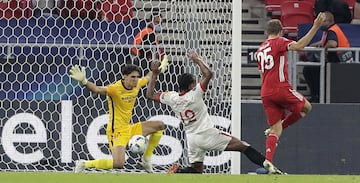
[0,0,233,173]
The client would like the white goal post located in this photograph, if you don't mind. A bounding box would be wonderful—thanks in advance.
[0,0,240,173]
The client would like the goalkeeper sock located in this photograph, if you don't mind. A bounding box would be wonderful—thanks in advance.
[243,146,266,167]
[85,159,113,169]
[144,130,163,158]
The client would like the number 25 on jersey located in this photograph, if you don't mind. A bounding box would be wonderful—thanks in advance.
[257,44,274,72]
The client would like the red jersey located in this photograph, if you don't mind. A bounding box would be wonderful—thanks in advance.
[257,37,294,97]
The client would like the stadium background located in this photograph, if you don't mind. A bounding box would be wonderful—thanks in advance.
[1,0,360,175]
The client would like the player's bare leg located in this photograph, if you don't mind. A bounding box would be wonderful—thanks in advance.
[112,146,126,168]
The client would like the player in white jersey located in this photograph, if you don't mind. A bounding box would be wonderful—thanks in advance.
[162,83,213,134]
[146,50,283,174]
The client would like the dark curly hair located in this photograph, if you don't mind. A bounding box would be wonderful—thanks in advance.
[178,73,195,92]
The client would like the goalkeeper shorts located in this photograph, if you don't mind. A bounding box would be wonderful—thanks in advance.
[107,122,143,150]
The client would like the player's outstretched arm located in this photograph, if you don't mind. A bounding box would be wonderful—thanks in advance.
[144,55,167,81]
[188,50,213,88]
[146,61,162,102]
[145,71,153,81]
[70,65,107,96]
[289,12,326,50]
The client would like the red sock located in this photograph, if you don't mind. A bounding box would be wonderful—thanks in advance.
[266,134,279,163]
[282,112,304,129]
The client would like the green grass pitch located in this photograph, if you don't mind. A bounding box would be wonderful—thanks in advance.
[1,172,360,183]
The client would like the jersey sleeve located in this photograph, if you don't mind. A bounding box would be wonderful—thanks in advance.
[282,37,295,51]
[159,91,176,106]
[106,82,117,97]
[194,83,205,98]
[273,37,295,52]
[137,77,148,88]
[199,82,207,92]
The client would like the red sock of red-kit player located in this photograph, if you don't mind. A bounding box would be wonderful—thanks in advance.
[265,134,279,162]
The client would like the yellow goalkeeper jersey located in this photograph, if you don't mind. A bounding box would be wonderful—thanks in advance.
[106,77,148,134]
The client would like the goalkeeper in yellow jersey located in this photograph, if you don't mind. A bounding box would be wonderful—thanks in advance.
[70,62,167,173]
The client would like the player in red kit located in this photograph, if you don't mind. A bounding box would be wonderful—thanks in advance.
[256,13,326,164]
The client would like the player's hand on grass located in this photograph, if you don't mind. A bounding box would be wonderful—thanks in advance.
[158,55,169,73]
[70,65,88,85]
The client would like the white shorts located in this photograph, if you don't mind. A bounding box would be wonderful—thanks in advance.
[186,128,232,164]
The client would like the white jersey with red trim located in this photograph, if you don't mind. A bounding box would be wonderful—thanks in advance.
[159,83,213,134]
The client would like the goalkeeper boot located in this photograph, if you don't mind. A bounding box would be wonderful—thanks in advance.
[167,163,180,174]
[263,160,283,175]
[139,157,154,173]
[74,160,86,173]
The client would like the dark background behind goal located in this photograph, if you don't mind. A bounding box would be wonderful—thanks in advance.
[241,103,360,174]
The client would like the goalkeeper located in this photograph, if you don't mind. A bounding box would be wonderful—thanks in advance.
[70,61,168,173]
[146,50,283,174]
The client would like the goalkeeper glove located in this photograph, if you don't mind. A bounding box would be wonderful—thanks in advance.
[70,65,88,85]
[158,55,169,73]
[159,55,169,73]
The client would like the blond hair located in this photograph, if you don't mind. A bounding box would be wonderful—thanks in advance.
[266,19,283,35]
